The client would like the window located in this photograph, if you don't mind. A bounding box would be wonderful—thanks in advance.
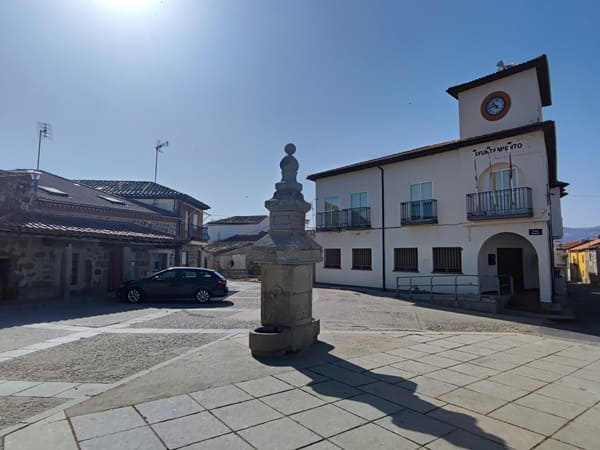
[181,251,188,266]
[199,270,214,279]
[180,270,197,279]
[432,247,462,273]
[38,185,68,196]
[98,195,126,205]
[71,253,80,285]
[352,248,372,270]
[154,270,176,281]
[491,168,517,190]
[324,249,341,269]
[350,192,369,226]
[410,182,433,219]
[394,248,418,272]
[324,196,339,227]
[192,213,199,228]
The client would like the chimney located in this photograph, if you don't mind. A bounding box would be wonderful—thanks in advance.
[0,171,39,213]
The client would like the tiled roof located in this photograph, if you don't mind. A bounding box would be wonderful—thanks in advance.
[5,170,171,216]
[556,240,587,251]
[0,211,175,243]
[76,180,210,210]
[207,215,268,225]
[569,239,600,252]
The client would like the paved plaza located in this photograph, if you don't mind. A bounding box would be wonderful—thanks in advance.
[1,281,600,449]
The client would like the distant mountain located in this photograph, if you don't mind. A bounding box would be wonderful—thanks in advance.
[561,226,600,241]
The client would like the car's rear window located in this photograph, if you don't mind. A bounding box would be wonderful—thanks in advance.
[213,271,225,279]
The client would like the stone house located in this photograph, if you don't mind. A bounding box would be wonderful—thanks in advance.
[206,215,268,242]
[199,232,266,278]
[76,180,210,268]
[0,170,181,301]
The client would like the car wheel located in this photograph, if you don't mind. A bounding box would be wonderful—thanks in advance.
[127,288,143,303]
[195,289,211,303]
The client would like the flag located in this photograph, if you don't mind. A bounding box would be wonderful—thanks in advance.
[508,148,513,189]
[473,156,478,191]
[488,153,495,191]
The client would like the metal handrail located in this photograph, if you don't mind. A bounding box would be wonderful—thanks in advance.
[316,207,371,231]
[396,274,513,301]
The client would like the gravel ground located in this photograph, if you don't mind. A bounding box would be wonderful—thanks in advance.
[0,327,73,353]
[53,307,162,328]
[0,396,65,430]
[131,310,260,330]
[0,333,223,383]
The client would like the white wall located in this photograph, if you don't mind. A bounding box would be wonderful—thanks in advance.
[313,130,556,303]
[208,217,269,242]
[458,68,543,139]
[136,198,177,213]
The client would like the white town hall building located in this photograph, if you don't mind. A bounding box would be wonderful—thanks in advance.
[307,55,567,310]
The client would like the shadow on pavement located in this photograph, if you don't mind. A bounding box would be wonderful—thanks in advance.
[0,297,235,328]
[256,341,508,449]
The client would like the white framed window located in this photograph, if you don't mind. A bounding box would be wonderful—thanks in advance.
[350,192,368,226]
[410,182,433,220]
[490,168,517,191]
[324,196,339,227]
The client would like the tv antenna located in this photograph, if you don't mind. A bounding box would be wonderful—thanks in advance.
[154,139,169,183]
[36,122,52,170]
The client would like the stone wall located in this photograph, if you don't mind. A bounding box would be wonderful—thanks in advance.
[0,233,111,300]
[0,172,36,213]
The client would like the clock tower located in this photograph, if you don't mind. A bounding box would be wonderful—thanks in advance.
[447,55,552,139]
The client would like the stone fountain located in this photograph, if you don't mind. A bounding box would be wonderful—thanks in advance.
[249,143,322,357]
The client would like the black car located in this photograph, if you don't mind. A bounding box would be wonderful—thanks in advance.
[117,267,228,303]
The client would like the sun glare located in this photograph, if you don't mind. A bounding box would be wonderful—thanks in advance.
[97,0,160,13]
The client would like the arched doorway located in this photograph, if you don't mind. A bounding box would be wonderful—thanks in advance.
[478,232,540,308]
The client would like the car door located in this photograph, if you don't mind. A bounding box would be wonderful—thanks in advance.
[178,269,200,298]
[144,269,178,299]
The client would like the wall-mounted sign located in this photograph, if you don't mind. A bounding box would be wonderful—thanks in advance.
[529,228,543,236]
[472,140,523,158]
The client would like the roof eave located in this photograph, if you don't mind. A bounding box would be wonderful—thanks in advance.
[446,55,551,107]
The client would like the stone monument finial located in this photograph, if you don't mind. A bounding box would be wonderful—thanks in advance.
[275,143,302,199]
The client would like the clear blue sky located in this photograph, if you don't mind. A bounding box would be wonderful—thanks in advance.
[1,0,598,227]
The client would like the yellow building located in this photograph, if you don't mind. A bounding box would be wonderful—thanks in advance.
[568,239,600,284]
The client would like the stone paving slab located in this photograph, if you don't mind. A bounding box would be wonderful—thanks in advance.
[79,426,165,450]
[70,406,145,441]
[291,404,366,438]
[14,382,78,398]
[238,417,321,450]
[5,330,600,450]
[330,423,418,450]
[211,399,282,430]
[151,411,230,448]
[135,394,204,424]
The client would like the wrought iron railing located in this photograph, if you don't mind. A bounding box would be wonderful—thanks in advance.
[401,199,438,225]
[187,225,209,241]
[466,187,533,220]
[316,207,371,231]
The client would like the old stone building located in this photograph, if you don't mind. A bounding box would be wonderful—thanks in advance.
[0,170,181,301]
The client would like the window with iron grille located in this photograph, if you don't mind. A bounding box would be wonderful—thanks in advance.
[352,248,372,270]
[324,249,341,269]
[394,248,418,272]
[432,247,462,273]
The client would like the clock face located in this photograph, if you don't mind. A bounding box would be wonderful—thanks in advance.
[481,91,511,121]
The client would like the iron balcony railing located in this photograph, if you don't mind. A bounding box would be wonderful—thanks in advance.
[466,187,533,220]
[187,225,210,241]
[316,207,371,231]
[401,199,438,225]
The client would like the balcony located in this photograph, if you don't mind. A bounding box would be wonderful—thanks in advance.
[467,187,533,220]
[401,199,438,225]
[187,225,210,241]
[316,207,371,231]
